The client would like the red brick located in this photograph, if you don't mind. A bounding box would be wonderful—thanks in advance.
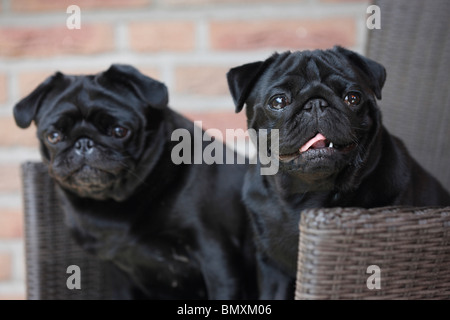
[18,67,161,101]
[0,116,39,148]
[18,67,162,104]
[182,111,249,148]
[175,66,230,96]
[210,18,356,51]
[165,0,300,6]
[135,67,161,80]
[0,208,23,239]
[0,24,114,58]
[0,165,22,193]
[11,0,152,12]
[18,68,112,99]
[0,252,12,281]
[182,111,248,138]
[18,71,54,100]
[129,21,195,52]
[0,74,7,104]
[322,0,368,3]
[0,294,26,300]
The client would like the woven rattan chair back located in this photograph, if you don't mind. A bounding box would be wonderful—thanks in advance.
[366,0,450,191]
[22,162,113,300]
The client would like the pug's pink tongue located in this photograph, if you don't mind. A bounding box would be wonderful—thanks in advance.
[300,133,327,153]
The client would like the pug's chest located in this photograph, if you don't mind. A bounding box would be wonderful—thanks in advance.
[64,209,131,260]
[245,178,336,274]
[114,241,207,299]
[65,207,207,298]
[101,234,207,299]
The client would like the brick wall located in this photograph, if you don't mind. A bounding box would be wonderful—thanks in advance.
[0,0,370,299]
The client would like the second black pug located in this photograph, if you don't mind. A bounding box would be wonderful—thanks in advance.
[14,64,256,299]
[227,46,450,299]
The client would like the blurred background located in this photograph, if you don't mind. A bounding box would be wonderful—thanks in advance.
[0,0,370,299]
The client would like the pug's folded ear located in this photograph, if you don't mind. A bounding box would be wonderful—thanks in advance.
[334,46,386,100]
[227,54,279,113]
[100,64,169,109]
[13,72,65,129]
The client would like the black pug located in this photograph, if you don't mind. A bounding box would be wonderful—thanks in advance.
[14,64,256,299]
[226,46,450,299]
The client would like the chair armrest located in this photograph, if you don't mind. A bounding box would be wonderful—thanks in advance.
[295,206,450,299]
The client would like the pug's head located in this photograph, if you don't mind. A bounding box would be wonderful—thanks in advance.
[227,46,386,192]
[14,64,169,201]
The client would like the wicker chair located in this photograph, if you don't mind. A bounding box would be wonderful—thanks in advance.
[21,0,449,299]
[365,0,450,192]
[295,207,450,299]
[22,162,114,300]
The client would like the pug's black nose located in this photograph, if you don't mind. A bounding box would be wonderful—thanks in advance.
[304,98,329,112]
[74,138,94,156]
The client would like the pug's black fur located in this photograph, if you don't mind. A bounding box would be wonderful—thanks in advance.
[227,46,450,299]
[14,64,256,299]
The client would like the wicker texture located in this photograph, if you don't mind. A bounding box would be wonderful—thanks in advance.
[366,0,450,191]
[22,162,113,300]
[295,207,450,300]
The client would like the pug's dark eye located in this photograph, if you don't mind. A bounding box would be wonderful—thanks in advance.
[111,126,129,139]
[268,95,289,110]
[47,131,63,144]
[344,92,361,107]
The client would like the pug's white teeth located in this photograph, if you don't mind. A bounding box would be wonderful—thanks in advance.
[328,142,334,148]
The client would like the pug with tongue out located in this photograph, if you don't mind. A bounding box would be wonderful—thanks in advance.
[227,46,450,299]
